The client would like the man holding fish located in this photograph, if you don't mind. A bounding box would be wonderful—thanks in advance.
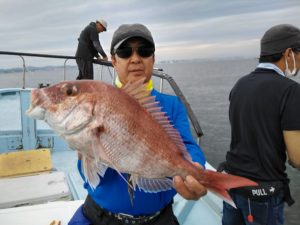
[71,23,207,225]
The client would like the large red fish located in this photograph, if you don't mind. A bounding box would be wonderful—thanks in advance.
[26,79,256,207]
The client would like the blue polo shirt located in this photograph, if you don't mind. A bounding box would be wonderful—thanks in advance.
[77,89,205,215]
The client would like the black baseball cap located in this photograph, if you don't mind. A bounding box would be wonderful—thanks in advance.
[110,23,155,54]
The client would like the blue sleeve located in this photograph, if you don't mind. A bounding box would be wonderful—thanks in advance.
[172,98,206,167]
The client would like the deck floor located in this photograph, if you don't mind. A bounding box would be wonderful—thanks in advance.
[51,150,87,200]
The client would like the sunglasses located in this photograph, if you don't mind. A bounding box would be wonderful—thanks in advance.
[115,46,155,58]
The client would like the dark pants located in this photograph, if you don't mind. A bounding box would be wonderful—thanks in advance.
[76,58,94,80]
[222,191,285,225]
[83,195,180,225]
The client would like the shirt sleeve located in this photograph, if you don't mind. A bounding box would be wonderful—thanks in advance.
[89,29,107,58]
[172,98,206,167]
[281,83,300,130]
[92,40,107,58]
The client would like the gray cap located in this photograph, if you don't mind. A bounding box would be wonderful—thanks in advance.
[260,24,300,56]
[110,23,155,54]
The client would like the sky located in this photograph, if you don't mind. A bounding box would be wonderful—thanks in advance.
[0,0,300,68]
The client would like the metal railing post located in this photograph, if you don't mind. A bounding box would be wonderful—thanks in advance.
[19,55,26,89]
[63,58,69,80]
[20,89,37,149]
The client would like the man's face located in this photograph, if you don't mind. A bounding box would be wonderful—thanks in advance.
[96,22,105,33]
[111,38,155,84]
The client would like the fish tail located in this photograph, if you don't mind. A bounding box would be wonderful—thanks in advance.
[200,170,258,208]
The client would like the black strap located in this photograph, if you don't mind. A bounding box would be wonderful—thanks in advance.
[217,161,295,206]
[83,195,122,225]
[231,181,283,201]
[83,195,178,225]
[231,180,295,205]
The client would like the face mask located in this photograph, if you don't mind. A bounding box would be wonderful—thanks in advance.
[285,51,298,76]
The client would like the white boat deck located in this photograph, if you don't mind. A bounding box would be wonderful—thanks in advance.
[0,200,84,225]
[0,195,222,225]
[0,171,71,209]
[0,148,222,225]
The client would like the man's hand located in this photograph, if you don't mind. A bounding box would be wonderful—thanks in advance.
[97,56,108,61]
[173,162,207,200]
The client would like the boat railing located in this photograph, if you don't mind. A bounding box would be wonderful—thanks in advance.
[0,51,203,151]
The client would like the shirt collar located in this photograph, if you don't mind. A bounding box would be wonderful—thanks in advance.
[257,63,285,77]
[114,76,153,91]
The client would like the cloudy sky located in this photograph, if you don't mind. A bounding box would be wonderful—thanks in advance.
[0,0,300,67]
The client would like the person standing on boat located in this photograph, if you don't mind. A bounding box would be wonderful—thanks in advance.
[220,24,300,225]
[75,19,108,80]
[68,23,207,225]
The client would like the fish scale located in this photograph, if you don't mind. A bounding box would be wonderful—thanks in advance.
[100,119,150,173]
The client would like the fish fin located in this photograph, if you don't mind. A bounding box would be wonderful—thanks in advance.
[113,168,134,190]
[143,102,192,161]
[122,78,151,101]
[122,79,192,161]
[130,175,173,193]
[152,113,192,161]
[207,185,237,208]
[200,170,258,208]
[81,155,108,190]
[92,136,134,190]
[127,175,135,207]
[95,162,108,177]
[81,132,109,190]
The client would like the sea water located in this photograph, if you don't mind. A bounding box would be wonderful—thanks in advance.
[0,58,299,225]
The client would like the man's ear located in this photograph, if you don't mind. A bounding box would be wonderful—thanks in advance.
[111,55,116,67]
[283,48,292,58]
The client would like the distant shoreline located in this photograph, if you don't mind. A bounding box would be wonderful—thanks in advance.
[0,57,258,74]
[0,65,77,74]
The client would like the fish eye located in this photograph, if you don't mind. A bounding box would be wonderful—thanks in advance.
[61,84,79,96]
[66,88,73,96]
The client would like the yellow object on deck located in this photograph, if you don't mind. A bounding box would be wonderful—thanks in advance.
[0,149,52,177]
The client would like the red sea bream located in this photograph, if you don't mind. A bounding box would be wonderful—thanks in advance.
[26,79,257,206]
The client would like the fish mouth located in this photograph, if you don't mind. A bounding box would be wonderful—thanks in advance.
[26,89,46,120]
[26,104,46,120]
[26,99,46,120]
